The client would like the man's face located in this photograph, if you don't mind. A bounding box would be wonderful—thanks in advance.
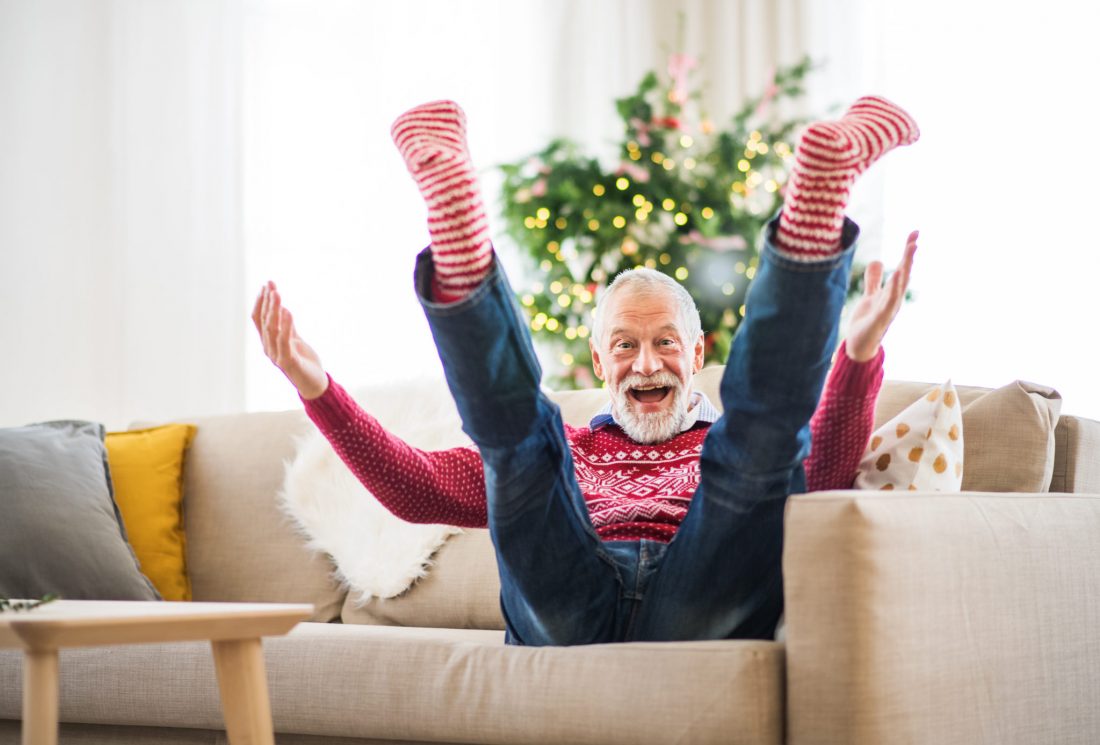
[590,287,705,444]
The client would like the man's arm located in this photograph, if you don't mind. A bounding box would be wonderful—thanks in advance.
[303,376,488,527]
[252,282,488,527]
[804,341,884,491]
[804,231,918,491]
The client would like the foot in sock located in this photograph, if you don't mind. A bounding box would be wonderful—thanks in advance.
[391,100,493,302]
[776,96,920,260]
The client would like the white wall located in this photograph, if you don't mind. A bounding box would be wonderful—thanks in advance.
[0,0,244,430]
[6,1,1098,425]
[242,0,817,411]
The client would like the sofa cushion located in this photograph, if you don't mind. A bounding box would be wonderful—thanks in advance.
[0,420,159,601]
[854,380,964,491]
[169,409,346,622]
[784,491,1100,744]
[342,529,504,629]
[0,622,784,745]
[106,423,197,601]
[875,380,1062,492]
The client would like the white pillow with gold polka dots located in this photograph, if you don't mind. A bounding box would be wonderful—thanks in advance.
[855,380,965,492]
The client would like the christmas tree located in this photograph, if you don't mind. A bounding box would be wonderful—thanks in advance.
[500,54,856,388]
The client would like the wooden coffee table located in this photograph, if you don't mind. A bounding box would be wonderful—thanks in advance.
[0,600,313,745]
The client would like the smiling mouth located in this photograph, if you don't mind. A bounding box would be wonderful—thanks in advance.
[629,386,671,404]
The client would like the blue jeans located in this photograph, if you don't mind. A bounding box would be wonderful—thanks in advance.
[415,216,858,645]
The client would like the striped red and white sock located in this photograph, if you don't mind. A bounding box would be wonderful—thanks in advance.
[776,96,920,260]
[391,100,493,302]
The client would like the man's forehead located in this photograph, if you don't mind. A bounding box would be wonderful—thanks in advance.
[604,288,684,330]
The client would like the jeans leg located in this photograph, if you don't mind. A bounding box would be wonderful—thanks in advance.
[415,249,622,645]
[629,217,859,641]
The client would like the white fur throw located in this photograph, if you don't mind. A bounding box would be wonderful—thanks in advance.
[279,375,473,603]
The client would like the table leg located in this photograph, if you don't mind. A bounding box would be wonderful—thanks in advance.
[23,649,59,745]
[210,638,275,745]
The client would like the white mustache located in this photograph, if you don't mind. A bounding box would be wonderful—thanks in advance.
[617,371,681,396]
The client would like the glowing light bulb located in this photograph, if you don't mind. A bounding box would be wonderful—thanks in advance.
[701,207,714,219]
[680,135,694,148]
[546,318,560,332]
[662,198,676,211]
[659,253,671,265]
[612,216,627,229]
[632,194,646,207]
[675,267,689,280]
[536,207,550,220]
[521,294,535,306]
[738,159,751,173]
[615,177,630,190]
[558,294,572,307]
[593,184,606,196]
[674,212,688,226]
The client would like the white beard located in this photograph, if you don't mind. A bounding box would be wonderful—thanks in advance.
[612,371,690,444]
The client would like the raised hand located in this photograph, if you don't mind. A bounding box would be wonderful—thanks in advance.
[251,281,328,400]
[845,230,918,362]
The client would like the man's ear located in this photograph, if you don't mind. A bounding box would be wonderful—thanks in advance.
[590,339,606,381]
[693,333,705,373]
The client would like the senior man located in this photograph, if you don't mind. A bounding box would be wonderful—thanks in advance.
[255,96,918,646]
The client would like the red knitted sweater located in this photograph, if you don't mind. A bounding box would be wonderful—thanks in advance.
[303,343,883,543]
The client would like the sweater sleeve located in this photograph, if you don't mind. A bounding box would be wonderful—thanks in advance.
[804,341,885,492]
[301,375,488,528]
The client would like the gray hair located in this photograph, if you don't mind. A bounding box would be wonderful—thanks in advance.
[590,268,703,348]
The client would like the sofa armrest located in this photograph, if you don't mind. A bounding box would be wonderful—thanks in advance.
[1052,415,1100,493]
[782,491,1100,745]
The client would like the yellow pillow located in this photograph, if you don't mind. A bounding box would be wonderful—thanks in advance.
[105,424,197,601]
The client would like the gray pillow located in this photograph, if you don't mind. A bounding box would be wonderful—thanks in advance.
[0,420,159,600]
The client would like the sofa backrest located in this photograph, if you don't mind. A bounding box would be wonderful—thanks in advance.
[177,408,346,621]
[173,365,1092,628]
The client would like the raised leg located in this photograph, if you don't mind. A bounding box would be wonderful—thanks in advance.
[632,96,919,641]
[395,100,625,646]
[22,649,59,745]
[211,638,274,745]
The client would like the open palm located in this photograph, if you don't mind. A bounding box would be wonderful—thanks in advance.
[251,281,329,399]
[845,230,918,362]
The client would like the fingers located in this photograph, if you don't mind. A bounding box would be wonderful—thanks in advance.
[863,261,884,297]
[250,286,265,331]
[277,306,295,360]
[895,230,918,294]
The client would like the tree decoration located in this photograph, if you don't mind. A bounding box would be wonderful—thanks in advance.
[499,55,846,388]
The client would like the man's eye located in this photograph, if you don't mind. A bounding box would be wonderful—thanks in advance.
[660,339,677,346]
[616,342,633,350]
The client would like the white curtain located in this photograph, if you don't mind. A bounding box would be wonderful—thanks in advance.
[241,0,830,412]
[10,1,1095,424]
[0,0,244,430]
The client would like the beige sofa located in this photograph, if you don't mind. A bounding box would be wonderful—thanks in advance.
[2,368,1099,744]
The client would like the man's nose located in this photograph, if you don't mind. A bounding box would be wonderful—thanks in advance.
[632,345,662,376]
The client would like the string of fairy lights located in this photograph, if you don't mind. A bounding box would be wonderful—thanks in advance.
[498,57,816,388]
